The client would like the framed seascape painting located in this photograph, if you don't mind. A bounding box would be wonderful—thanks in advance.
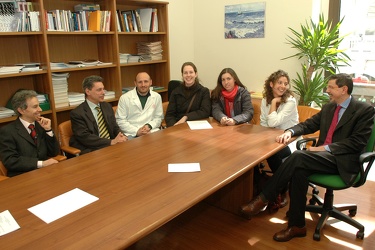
[225,2,265,39]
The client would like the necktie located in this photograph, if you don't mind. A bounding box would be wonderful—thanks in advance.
[28,124,37,145]
[95,106,110,139]
[324,105,342,145]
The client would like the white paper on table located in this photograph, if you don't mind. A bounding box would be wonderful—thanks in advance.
[168,163,201,172]
[28,188,99,224]
[187,120,213,130]
[0,210,20,236]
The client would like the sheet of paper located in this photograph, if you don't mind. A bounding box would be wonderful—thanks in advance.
[187,120,213,130]
[28,188,99,224]
[168,163,201,172]
[0,210,20,236]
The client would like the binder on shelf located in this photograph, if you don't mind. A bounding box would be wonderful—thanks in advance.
[139,8,152,32]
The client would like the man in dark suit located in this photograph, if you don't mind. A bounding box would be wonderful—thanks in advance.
[0,90,60,177]
[240,73,375,242]
[70,75,127,154]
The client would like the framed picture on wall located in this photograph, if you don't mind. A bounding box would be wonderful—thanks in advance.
[225,2,266,39]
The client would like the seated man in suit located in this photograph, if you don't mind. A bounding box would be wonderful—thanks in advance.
[70,75,127,154]
[116,72,163,139]
[0,90,60,176]
[240,73,375,242]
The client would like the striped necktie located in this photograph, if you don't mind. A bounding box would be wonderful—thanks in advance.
[95,106,110,139]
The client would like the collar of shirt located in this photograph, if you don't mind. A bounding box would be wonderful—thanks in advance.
[19,117,35,133]
[338,95,352,121]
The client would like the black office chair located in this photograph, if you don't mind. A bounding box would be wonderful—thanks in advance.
[296,123,375,241]
[168,80,182,101]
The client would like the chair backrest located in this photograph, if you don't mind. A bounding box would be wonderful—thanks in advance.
[297,105,320,138]
[297,105,320,123]
[58,120,73,149]
[356,117,375,187]
[112,105,117,114]
[168,80,182,101]
[0,161,7,176]
[161,101,169,128]
[251,101,261,125]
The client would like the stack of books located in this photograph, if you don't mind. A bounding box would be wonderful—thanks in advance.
[127,55,141,63]
[0,107,15,118]
[104,90,115,100]
[52,73,69,108]
[16,62,41,72]
[68,92,85,106]
[0,66,24,74]
[119,53,130,64]
[137,41,163,62]
[36,93,50,111]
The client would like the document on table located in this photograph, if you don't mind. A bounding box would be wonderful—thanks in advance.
[187,120,213,130]
[28,188,99,224]
[168,163,201,172]
[0,210,20,236]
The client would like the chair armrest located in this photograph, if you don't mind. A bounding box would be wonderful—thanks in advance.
[61,146,81,156]
[296,137,318,150]
[52,155,67,162]
[360,151,375,163]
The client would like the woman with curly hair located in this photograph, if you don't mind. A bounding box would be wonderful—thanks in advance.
[260,69,299,208]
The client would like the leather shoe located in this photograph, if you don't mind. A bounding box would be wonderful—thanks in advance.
[240,196,268,219]
[273,226,307,242]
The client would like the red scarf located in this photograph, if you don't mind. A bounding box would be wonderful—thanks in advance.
[221,85,238,118]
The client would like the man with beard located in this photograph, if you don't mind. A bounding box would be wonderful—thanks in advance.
[116,72,163,139]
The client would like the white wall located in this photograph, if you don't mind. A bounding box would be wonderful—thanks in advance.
[167,0,329,92]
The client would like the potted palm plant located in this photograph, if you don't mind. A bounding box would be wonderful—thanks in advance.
[283,14,351,106]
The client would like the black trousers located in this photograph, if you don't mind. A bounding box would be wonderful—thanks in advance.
[266,146,291,194]
[261,150,339,227]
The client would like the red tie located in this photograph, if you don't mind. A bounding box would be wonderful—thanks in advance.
[28,124,37,145]
[324,105,342,145]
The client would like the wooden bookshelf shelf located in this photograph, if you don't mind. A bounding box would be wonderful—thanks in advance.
[0,0,170,132]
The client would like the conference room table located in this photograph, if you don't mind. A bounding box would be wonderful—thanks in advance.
[0,119,286,249]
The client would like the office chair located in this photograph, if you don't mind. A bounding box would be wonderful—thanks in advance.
[161,101,169,129]
[58,120,81,157]
[168,80,182,101]
[296,123,375,241]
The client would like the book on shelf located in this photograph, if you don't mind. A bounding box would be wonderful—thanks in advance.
[88,10,101,31]
[138,8,153,32]
[151,86,165,91]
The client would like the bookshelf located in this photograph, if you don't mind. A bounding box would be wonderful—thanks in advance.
[0,0,170,132]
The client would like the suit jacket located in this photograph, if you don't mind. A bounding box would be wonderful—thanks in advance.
[70,101,121,154]
[290,97,375,185]
[0,118,60,177]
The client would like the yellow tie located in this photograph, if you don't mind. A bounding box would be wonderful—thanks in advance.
[95,106,110,139]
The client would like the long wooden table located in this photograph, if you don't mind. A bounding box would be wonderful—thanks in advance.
[0,120,285,249]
